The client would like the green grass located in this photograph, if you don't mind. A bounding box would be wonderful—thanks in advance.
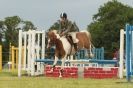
[0,71,133,88]
[0,70,17,77]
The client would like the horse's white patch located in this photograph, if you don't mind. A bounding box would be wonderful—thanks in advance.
[80,30,88,32]
[47,39,50,48]
[53,56,59,65]
[55,34,60,39]
[60,37,71,55]
[68,32,79,43]
[52,30,58,34]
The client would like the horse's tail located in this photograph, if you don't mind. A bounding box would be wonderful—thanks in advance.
[82,30,95,48]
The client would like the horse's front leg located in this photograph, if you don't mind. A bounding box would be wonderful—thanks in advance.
[49,56,58,73]
[59,57,66,77]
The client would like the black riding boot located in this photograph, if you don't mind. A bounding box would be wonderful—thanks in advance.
[74,43,78,51]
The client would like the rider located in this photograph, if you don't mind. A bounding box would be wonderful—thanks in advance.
[56,12,79,51]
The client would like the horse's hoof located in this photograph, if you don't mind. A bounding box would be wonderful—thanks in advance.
[59,75,62,78]
[47,69,53,73]
[90,54,94,58]
[47,71,52,73]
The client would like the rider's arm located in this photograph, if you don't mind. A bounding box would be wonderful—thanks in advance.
[63,21,73,35]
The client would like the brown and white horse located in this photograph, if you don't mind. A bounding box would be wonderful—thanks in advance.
[47,30,94,77]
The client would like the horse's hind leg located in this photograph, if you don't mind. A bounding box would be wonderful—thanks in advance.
[89,44,94,58]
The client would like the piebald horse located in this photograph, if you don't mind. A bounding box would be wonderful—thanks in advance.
[47,30,94,77]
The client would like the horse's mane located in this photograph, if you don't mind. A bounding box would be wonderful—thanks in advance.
[49,30,60,39]
[50,29,58,34]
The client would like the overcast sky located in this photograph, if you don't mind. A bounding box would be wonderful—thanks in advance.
[0,0,133,30]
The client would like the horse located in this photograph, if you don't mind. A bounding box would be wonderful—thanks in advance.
[47,30,94,77]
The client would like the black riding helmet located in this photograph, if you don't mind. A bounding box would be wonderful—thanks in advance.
[60,12,67,19]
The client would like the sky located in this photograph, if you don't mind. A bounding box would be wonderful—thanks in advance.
[0,0,133,30]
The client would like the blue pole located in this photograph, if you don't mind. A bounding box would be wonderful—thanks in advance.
[131,26,133,75]
[101,47,104,60]
[126,24,131,82]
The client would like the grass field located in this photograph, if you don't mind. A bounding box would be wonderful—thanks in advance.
[0,70,133,88]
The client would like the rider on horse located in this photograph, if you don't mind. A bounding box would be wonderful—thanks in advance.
[51,12,79,51]
[47,14,94,77]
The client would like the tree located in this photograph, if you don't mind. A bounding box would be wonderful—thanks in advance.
[22,21,36,31]
[0,16,36,62]
[48,21,60,31]
[0,16,36,47]
[0,21,5,44]
[4,16,21,47]
[88,0,133,58]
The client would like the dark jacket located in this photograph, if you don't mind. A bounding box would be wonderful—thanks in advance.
[52,19,79,35]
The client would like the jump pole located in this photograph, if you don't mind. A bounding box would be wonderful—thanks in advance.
[119,29,125,79]
[18,30,22,77]
[23,33,27,70]
[0,45,2,71]
[31,30,35,76]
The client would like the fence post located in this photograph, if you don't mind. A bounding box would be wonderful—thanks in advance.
[16,48,18,69]
[11,46,15,70]
[0,45,2,71]
[119,29,124,79]
[126,24,131,82]
[18,30,22,77]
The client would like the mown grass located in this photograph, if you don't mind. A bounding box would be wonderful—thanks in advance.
[0,70,133,88]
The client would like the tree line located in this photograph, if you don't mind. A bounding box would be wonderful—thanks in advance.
[88,0,133,58]
[0,16,36,61]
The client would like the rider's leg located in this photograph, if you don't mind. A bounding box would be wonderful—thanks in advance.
[69,32,79,51]
[69,32,79,43]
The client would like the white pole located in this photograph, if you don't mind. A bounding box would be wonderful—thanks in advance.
[119,29,124,78]
[37,33,40,59]
[41,30,45,59]
[27,31,31,75]
[70,55,73,66]
[37,33,41,73]
[18,30,22,77]
[31,30,35,76]
[23,33,27,70]
[41,30,45,74]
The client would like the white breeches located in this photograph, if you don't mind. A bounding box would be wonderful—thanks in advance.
[68,32,79,43]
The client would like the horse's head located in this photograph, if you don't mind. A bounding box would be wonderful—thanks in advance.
[47,30,60,49]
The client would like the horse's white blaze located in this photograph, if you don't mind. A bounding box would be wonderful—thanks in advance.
[47,39,50,48]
